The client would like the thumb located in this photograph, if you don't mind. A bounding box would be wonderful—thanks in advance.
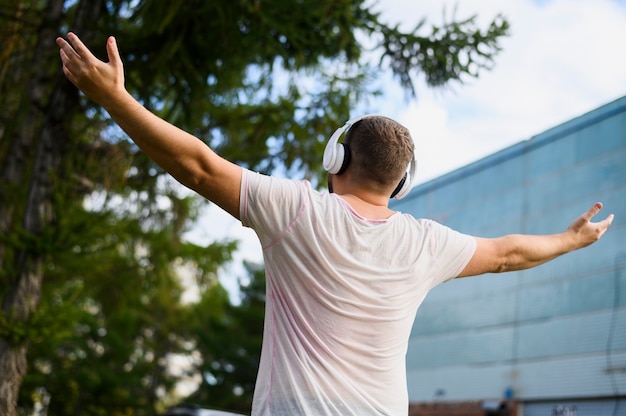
[106,36,123,70]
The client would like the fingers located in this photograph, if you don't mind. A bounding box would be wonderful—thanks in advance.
[56,32,99,73]
[57,33,122,72]
[56,37,76,65]
[582,202,603,221]
[56,37,77,80]
[585,203,614,240]
[569,201,613,232]
[593,214,614,242]
[55,36,70,51]
[584,202,614,227]
[56,32,126,104]
[56,34,82,69]
[601,213,615,229]
[66,32,95,61]
[56,34,82,63]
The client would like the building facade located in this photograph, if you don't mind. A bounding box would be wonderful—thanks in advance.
[393,96,626,415]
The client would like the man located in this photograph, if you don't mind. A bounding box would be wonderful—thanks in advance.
[56,33,613,415]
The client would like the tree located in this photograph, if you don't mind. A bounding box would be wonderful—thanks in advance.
[16,190,236,415]
[0,0,509,414]
[183,262,267,413]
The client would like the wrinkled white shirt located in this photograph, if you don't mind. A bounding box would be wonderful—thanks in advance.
[240,170,476,415]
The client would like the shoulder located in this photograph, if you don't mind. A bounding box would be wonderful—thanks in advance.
[243,169,313,194]
[240,169,321,229]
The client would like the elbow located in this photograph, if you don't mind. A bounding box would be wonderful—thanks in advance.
[493,258,511,273]
[496,251,533,273]
[170,157,212,193]
[463,237,524,277]
[490,244,521,273]
[491,236,523,273]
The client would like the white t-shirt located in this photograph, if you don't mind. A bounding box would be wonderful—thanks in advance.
[240,169,476,415]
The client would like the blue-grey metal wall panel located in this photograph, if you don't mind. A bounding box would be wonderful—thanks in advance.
[524,399,624,416]
[406,349,626,401]
[396,95,626,402]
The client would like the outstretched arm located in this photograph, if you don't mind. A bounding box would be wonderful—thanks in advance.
[457,202,614,278]
[56,33,242,218]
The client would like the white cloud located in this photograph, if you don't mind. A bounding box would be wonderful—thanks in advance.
[369,0,626,185]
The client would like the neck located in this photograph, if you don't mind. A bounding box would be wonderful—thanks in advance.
[328,173,396,219]
[336,192,395,220]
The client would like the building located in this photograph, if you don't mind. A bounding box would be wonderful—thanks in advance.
[392,96,626,415]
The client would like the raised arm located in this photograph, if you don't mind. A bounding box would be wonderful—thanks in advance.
[56,33,242,218]
[457,202,614,278]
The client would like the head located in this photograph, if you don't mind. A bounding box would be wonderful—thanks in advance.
[324,115,415,198]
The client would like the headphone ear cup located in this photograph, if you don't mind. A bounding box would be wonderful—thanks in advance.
[324,116,369,174]
[392,154,417,199]
[335,143,351,175]
[323,141,345,174]
[390,173,407,199]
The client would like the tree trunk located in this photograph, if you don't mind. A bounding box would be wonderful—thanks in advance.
[0,1,103,414]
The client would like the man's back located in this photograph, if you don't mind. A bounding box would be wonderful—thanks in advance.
[240,170,475,415]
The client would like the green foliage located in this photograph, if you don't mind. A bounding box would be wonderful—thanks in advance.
[182,262,267,413]
[17,177,237,415]
[377,12,510,94]
[0,0,509,414]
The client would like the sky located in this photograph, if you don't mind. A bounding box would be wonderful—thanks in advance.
[186,0,626,302]
[372,0,626,183]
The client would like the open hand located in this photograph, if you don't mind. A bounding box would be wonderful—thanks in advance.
[567,202,614,249]
[56,32,125,106]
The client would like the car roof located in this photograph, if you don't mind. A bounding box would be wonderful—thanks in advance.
[164,407,245,416]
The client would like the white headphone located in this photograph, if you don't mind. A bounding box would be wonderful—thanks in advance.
[322,114,417,199]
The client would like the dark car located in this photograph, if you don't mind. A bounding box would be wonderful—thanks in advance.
[163,403,246,416]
